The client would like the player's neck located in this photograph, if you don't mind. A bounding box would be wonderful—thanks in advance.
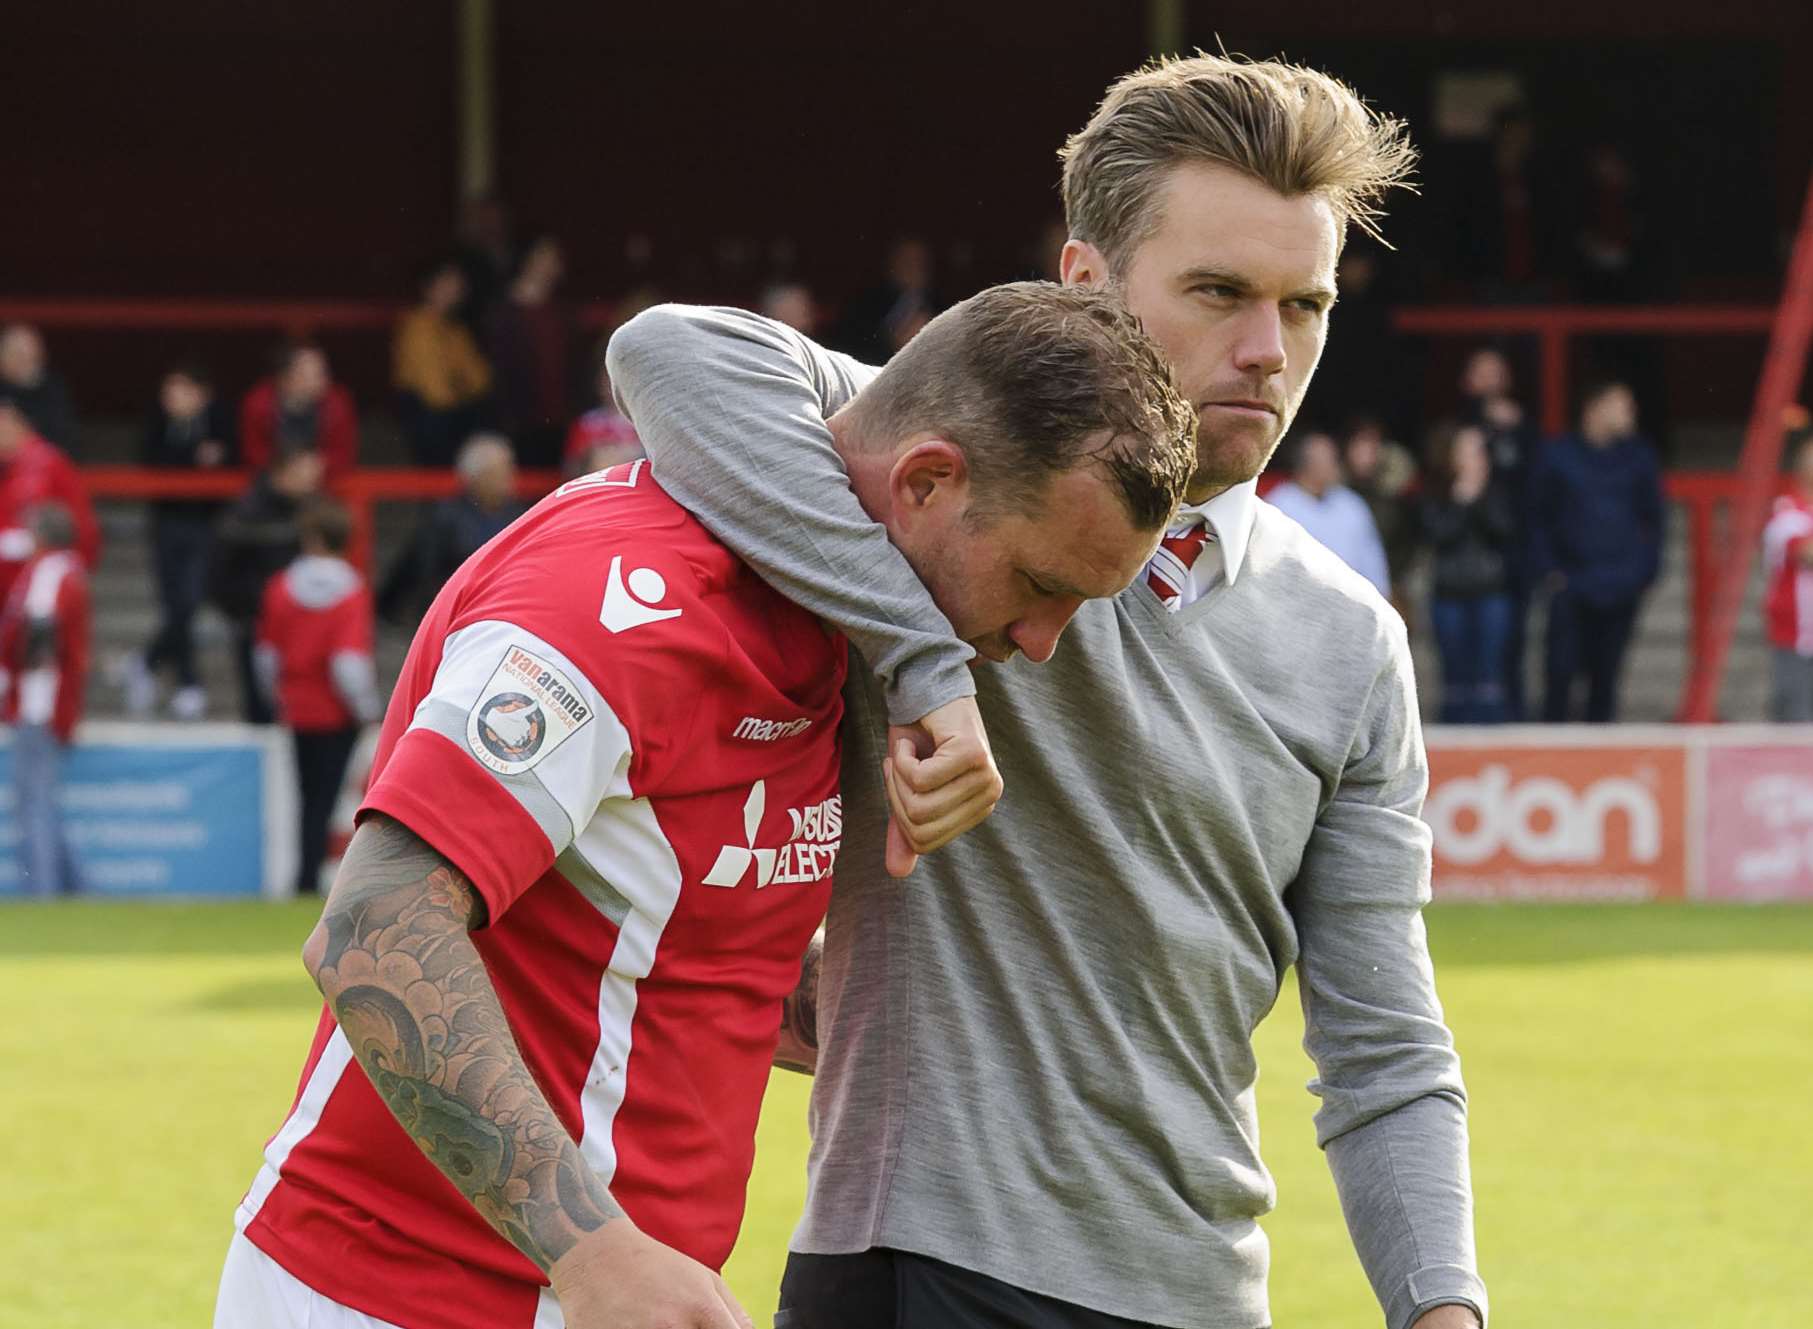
[826,409,893,527]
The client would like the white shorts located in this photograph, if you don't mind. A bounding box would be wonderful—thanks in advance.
[213,1231,569,1328]
[213,1232,409,1329]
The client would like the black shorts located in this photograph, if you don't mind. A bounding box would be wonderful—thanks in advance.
[776,1249,1165,1329]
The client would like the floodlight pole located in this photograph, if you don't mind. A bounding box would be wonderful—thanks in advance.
[456,0,498,202]
[1147,0,1185,56]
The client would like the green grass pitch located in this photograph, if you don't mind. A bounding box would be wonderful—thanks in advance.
[2,901,1808,1327]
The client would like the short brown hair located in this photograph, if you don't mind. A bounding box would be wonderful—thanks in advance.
[1059,52,1418,270]
[299,499,354,555]
[846,281,1195,529]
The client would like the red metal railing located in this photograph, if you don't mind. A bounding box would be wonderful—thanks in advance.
[1675,175,1813,722]
[80,465,563,571]
[80,465,1778,720]
[0,298,619,333]
[1392,304,1773,437]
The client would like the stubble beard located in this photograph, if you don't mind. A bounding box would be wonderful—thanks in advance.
[1185,415,1288,502]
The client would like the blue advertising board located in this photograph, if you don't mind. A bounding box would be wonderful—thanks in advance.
[0,723,294,898]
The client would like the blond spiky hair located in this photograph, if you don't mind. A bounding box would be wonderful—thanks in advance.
[1059,51,1418,266]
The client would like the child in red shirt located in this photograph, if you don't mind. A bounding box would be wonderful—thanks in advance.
[255,501,380,894]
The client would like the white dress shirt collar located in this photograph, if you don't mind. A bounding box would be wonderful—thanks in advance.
[1176,477,1259,586]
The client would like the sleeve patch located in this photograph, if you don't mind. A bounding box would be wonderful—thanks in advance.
[467,644,596,774]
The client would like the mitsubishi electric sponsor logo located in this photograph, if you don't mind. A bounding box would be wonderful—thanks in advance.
[732,715,814,743]
[702,780,842,889]
[599,555,682,634]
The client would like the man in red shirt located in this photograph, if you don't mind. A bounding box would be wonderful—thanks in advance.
[216,283,1194,1329]
[240,343,361,478]
[1763,431,1813,720]
[0,502,91,896]
[0,397,100,606]
[256,501,381,895]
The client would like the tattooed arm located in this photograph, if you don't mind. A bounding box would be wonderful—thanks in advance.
[303,814,751,1329]
[772,931,822,1075]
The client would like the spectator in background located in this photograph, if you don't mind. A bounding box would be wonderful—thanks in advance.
[1458,345,1540,715]
[1455,107,1557,300]
[0,396,100,608]
[1422,423,1517,723]
[1458,347,1538,480]
[378,433,524,623]
[758,281,819,335]
[210,443,325,724]
[453,193,518,334]
[485,234,572,470]
[393,258,494,468]
[0,503,90,897]
[1532,380,1664,723]
[255,500,380,895]
[834,235,943,362]
[562,344,643,477]
[1264,429,1392,597]
[241,342,360,478]
[1341,414,1420,611]
[125,365,236,721]
[1311,241,1410,438]
[0,324,77,452]
[1572,143,1640,303]
[1761,429,1813,721]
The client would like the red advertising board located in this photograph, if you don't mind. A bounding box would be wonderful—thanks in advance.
[1701,744,1813,901]
[1423,744,1688,902]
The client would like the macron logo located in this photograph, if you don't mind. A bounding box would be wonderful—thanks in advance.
[732,715,814,743]
[599,555,682,634]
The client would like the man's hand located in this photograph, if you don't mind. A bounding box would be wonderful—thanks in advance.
[882,696,1004,878]
[1411,1304,1482,1329]
[550,1218,753,1329]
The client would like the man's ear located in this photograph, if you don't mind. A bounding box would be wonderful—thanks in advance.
[889,439,970,524]
[1060,238,1109,289]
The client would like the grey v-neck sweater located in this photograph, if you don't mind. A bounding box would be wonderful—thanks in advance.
[609,307,1487,1329]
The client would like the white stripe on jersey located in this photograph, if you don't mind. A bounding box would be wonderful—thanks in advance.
[235,1029,356,1230]
[1799,571,1813,656]
[573,796,686,1189]
[23,551,75,617]
[407,619,634,858]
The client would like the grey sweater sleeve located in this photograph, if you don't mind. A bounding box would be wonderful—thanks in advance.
[606,305,976,723]
[1289,618,1488,1329]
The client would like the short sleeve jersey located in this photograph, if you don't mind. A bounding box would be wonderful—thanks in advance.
[235,461,847,1329]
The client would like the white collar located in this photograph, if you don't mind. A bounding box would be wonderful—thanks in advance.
[1174,478,1259,585]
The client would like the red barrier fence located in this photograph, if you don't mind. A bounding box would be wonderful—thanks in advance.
[80,465,1779,720]
[0,299,618,333]
[80,465,563,571]
[1392,304,1774,436]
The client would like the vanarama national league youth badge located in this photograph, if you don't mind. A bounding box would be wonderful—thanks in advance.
[466,644,595,775]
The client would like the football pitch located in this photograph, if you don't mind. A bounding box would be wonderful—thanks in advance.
[2,901,1808,1328]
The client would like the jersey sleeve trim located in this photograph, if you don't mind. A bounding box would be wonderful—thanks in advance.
[358,729,558,922]
[399,618,636,853]
[409,695,578,850]
[553,844,633,927]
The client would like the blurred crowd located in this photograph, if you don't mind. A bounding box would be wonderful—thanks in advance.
[1264,351,1668,727]
[1,169,1808,894]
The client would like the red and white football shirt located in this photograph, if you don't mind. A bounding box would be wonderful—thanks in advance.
[236,461,847,1329]
[1764,493,1813,655]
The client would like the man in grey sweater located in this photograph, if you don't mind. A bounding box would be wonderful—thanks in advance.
[609,54,1485,1329]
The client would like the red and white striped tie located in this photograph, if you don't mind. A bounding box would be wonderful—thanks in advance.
[1145,518,1215,612]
